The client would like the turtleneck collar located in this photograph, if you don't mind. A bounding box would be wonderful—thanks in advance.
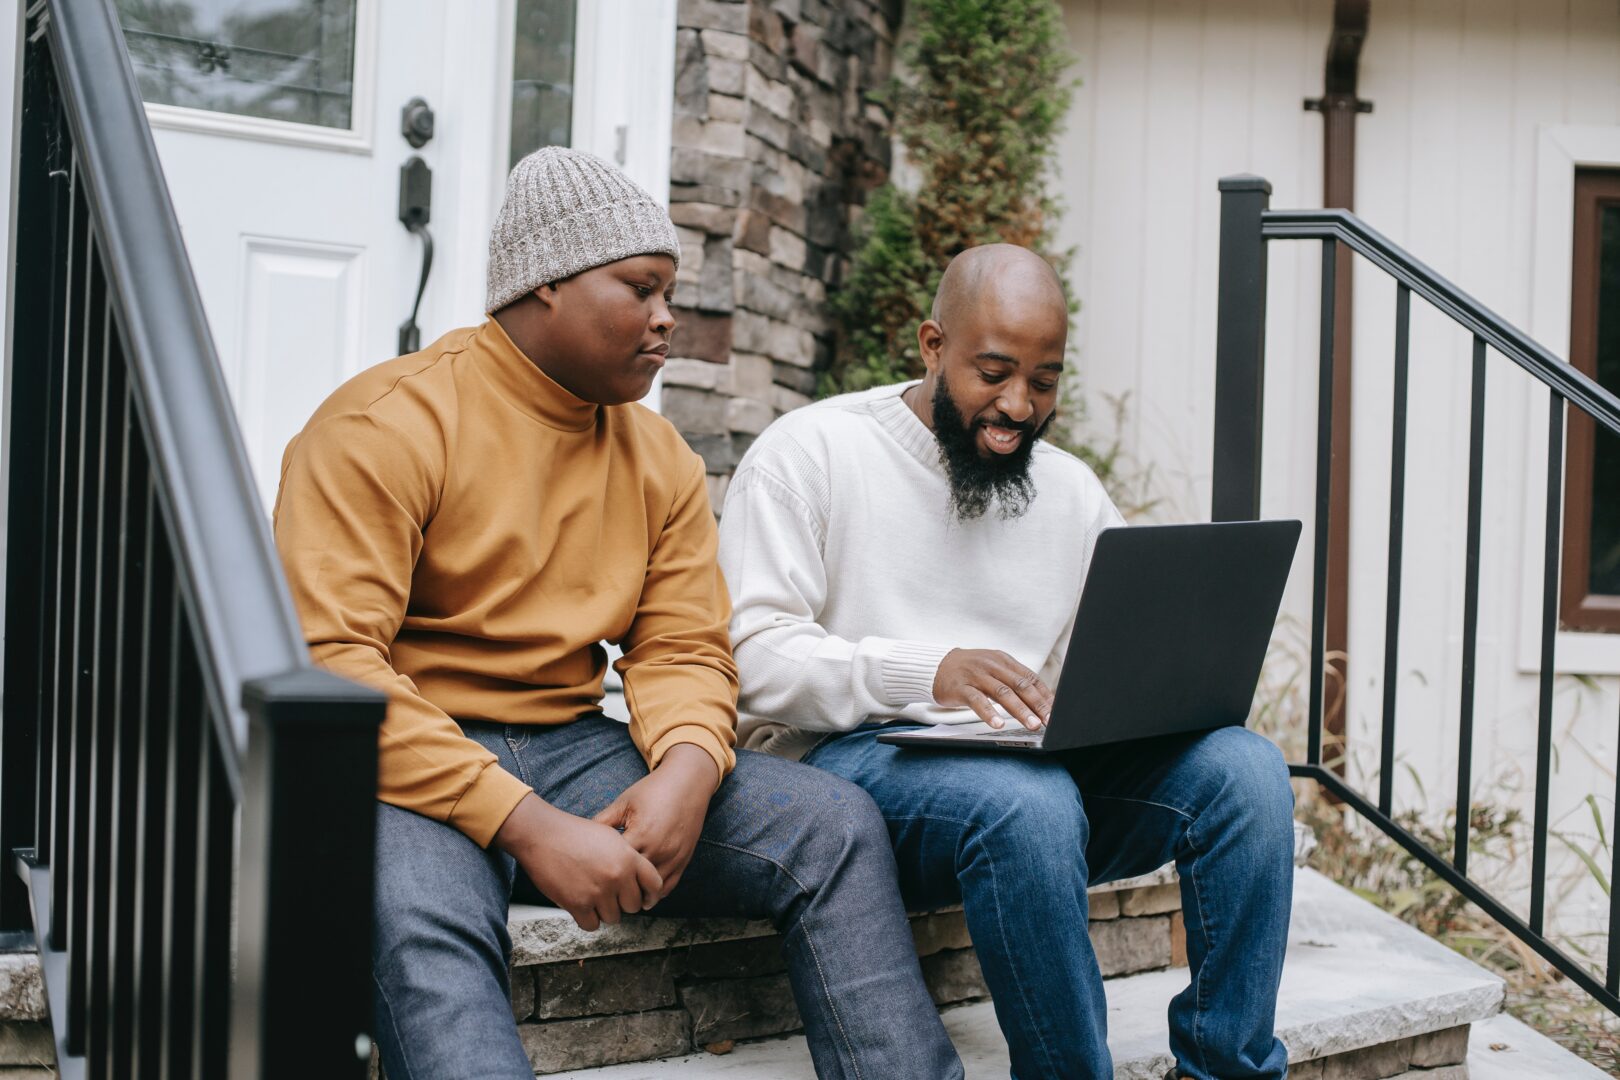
[473,319,601,432]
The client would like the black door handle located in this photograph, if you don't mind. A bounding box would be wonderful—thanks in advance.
[397,154,433,355]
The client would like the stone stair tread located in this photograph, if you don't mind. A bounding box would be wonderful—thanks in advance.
[508,864,1176,967]
[1466,1011,1611,1079]
[546,869,1508,1079]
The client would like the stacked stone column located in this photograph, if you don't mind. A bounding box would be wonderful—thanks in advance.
[664,0,901,513]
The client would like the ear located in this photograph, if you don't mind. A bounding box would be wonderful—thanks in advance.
[917,319,945,374]
[532,281,561,312]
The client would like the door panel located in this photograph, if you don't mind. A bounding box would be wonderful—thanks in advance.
[236,237,365,501]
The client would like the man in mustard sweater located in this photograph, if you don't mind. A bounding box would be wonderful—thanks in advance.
[273,147,961,1080]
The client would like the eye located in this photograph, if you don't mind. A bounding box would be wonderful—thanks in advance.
[630,283,654,298]
[1033,381,1059,394]
[978,370,1008,384]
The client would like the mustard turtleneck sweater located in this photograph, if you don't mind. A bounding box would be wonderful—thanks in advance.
[273,320,738,847]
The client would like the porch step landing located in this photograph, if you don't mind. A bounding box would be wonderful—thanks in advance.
[553,869,1518,1080]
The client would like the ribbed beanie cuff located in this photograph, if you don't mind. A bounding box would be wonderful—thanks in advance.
[486,147,680,313]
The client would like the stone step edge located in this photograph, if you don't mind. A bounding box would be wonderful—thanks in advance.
[0,865,1178,1027]
[509,863,1177,967]
[514,816,1312,966]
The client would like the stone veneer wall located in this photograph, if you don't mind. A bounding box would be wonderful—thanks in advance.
[664,0,902,513]
[513,882,1186,1074]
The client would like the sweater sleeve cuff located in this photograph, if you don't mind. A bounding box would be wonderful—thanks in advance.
[648,725,736,784]
[880,640,954,705]
[447,762,535,849]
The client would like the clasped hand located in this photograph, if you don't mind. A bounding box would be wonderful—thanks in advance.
[493,743,718,931]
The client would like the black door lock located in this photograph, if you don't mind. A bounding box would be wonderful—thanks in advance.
[397,154,433,354]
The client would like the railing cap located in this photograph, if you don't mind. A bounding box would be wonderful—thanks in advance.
[243,668,387,719]
[1218,174,1273,194]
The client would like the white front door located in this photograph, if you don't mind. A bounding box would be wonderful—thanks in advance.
[110,0,674,508]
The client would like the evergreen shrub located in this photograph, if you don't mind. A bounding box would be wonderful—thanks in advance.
[825,0,1076,395]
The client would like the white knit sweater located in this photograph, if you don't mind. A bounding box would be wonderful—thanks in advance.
[717,382,1123,759]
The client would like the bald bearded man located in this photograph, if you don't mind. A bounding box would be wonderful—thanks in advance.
[718,245,1295,1080]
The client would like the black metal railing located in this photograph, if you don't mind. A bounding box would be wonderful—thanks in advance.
[1213,174,1620,1014]
[3,2,386,1077]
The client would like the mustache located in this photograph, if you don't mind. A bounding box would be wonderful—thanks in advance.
[977,413,1037,434]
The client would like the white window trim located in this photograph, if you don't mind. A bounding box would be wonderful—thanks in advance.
[1516,123,1620,675]
[141,0,379,155]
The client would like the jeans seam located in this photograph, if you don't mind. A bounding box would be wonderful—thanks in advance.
[1184,816,1214,1078]
[372,971,415,1080]
[695,837,863,1078]
[503,726,531,787]
[980,827,1068,1080]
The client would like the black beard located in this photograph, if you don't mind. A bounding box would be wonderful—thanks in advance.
[930,374,1052,523]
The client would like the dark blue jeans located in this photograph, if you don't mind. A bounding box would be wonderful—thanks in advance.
[806,724,1295,1080]
[371,715,963,1080]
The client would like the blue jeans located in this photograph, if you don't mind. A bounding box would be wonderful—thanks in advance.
[372,715,963,1080]
[806,724,1295,1080]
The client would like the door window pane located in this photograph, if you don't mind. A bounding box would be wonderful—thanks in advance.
[1591,204,1620,595]
[509,0,576,167]
[116,0,357,130]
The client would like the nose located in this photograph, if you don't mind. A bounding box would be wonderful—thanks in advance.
[648,294,676,338]
[998,381,1034,423]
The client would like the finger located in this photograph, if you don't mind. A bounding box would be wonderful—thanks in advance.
[997,660,1052,727]
[659,867,685,900]
[634,853,664,910]
[596,897,624,927]
[617,871,645,917]
[571,906,600,933]
[592,797,629,829]
[963,686,1003,728]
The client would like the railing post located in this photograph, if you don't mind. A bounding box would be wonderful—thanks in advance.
[0,0,54,942]
[1212,175,1273,522]
[230,670,384,1080]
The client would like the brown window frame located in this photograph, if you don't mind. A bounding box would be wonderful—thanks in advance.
[1561,168,1620,633]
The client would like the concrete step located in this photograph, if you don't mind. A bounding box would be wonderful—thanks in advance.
[549,869,1509,1079]
[1467,1012,1610,1079]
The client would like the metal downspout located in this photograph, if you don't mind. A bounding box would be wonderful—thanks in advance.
[1304,0,1371,776]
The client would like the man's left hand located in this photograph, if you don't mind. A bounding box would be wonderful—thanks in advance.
[592,743,719,901]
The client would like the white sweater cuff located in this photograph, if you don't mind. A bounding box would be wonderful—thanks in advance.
[880,641,954,705]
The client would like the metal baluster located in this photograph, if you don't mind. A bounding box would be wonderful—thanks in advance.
[130,546,176,1080]
[1309,240,1337,768]
[48,164,87,947]
[190,717,232,1080]
[106,393,146,1075]
[84,293,126,1078]
[31,50,73,875]
[157,629,202,1080]
[64,219,108,1057]
[1455,338,1487,874]
[1379,284,1411,818]
[1531,392,1564,934]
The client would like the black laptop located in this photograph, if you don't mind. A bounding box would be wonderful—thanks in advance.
[876,519,1302,753]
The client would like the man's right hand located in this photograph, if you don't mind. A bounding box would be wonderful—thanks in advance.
[932,649,1053,731]
[493,793,662,931]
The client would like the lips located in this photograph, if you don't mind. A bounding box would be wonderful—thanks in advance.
[979,424,1025,455]
[638,343,670,367]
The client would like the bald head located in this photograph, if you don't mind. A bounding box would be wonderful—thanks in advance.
[930,244,1068,333]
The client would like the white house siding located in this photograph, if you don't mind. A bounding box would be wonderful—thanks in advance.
[1057,0,1620,949]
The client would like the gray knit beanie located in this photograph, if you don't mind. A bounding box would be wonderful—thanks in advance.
[486,147,680,313]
